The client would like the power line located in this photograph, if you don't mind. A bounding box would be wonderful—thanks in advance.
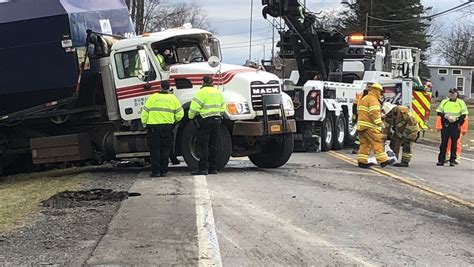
[221,38,273,47]
[368,2,473,23]
[217,27,270,38]
[222,40,273,50]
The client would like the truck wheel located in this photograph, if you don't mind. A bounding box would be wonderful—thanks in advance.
[249,133,294,168]
[346,122,357,146]
[332,115,346,150]
[180,123,232,170]
[320,114,334,152]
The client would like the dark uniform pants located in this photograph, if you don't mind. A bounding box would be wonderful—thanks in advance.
[438,123,461,164]
[147,125,173,174]
[390,136,413,163]
[196,116,221,171]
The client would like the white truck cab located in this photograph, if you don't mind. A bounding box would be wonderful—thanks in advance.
[91,26,296,169]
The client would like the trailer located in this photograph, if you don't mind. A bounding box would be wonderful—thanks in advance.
[0,1,296,175]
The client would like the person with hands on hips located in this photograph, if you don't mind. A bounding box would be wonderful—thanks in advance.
[436,88,468,166]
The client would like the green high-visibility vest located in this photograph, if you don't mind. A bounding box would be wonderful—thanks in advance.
[189,86,226,119]
[436,98,468,120]
[141,92,184,125]
[156,54,165,69]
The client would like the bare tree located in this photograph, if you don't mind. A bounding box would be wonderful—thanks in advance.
[146,2,215,33]
[437,24,474,66]
[126,1,214,34]
[313,10,341,30]
[126,0,161,34]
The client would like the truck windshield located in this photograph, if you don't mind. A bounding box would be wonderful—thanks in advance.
[175,45,206,64]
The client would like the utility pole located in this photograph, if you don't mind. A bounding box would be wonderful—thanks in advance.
[271,18,275,61]
[365,13,369,35]
[369,0,373,35]
[249,0,254,61]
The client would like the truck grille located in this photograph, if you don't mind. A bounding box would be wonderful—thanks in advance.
[250,81,281,111]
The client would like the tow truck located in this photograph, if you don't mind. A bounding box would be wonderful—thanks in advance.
[261,0,430,152]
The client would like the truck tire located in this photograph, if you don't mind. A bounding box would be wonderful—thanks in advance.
[180,123,232,170]
[346,122,357,146]
[248,133,294,168]
[332,115,346,150]
[320,114,334,152]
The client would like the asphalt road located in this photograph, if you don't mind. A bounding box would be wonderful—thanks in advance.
[87,144,474,266]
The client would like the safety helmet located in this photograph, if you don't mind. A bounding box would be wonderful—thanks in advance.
[160,80,171,91]
[382,102,396,115]
[370,83,383,91]
[203,76,213,86]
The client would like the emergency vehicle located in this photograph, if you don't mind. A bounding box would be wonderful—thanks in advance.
[261,0,431,151]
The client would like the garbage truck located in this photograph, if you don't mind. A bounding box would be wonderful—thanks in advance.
[0,0,296,175]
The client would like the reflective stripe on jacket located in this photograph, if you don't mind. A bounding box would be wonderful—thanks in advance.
[383,106,419,141]
[436,98,468,119]
[356,90,383,132]
[189,86,226,119]
[156,54,165,69]
[141,92,184,125]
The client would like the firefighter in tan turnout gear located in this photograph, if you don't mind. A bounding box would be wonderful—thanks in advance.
[382,102,420,167]
[356,83,389,168]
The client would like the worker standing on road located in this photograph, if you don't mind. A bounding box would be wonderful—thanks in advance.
[435,115,468,164]
[382,103,420,167]
[356,83,389,168]
[351,88,368,154]
[436,88,469,166]
[189,76,226,175]
[141,80,184,177]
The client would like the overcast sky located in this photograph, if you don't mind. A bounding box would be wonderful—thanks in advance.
[170,0,473,65]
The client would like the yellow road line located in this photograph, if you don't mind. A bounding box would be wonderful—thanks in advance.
[327,151,474,209]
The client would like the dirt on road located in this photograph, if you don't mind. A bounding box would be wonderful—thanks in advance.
[0,167,138,265]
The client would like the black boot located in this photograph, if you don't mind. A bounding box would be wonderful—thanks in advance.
[393,162,409,167]
[208,169,218,175]
[170,156,180,165]
[358,162,370,169]
[380,161,389,168]
[191,170,208,175]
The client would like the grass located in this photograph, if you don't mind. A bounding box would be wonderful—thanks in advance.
[421,99,474,152]
[0,172,87,232]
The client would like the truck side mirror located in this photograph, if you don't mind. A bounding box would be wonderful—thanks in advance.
[208,56,221,68]
[208,37,222,61]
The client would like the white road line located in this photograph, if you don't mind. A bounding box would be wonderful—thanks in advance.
[416,144,474,162]
[214,191,377,267]
[194,175,223,267]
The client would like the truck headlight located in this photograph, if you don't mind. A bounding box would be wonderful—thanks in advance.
[227,102,250,115]
[283,99,294,111]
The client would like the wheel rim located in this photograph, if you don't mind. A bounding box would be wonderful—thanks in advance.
[349,121,356,138]
[337,118,345,144]
[325,119,332,145]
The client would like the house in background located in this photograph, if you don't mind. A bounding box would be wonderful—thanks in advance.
[428,65,473,99]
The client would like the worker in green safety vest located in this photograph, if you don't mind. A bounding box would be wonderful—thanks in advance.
[188,76,226,175]
[141,80,184,177]
[154,48,175,70]
[436,88,469,166]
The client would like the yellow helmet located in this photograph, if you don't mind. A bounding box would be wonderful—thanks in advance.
[370,83,383,91]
